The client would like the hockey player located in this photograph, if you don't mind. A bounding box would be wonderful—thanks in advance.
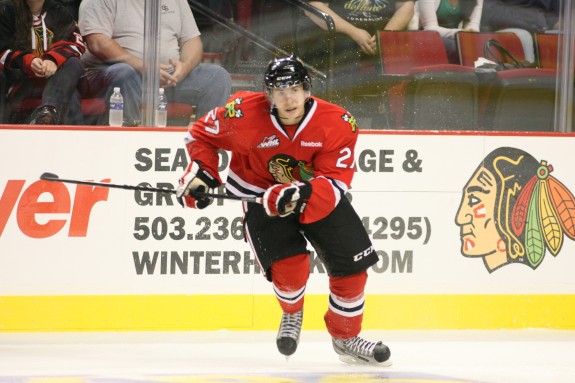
[176,55,390,365]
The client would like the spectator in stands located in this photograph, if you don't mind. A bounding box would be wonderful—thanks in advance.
[78,0,232,126]
[417,0,484,63]
[480,0,561,63]
[297,0,415,107]
[0,0,85,124]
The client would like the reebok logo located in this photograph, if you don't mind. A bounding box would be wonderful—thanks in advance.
[301,141,323,148]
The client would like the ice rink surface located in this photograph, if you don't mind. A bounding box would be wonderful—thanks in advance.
[1,329,574,383]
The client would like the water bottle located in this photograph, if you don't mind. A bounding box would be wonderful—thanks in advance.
[109,87,124,127]
[156,87,168,127]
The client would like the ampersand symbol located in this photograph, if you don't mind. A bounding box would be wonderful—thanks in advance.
[403,150,422,173]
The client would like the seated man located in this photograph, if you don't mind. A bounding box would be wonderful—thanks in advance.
[78,0,232,126]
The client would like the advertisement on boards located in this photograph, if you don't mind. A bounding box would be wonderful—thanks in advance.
[1,128,575,298]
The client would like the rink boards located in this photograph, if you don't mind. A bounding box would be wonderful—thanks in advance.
[1,126,575,331]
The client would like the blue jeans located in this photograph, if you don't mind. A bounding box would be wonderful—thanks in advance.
[84,62,232,125]
[6,57,85,124]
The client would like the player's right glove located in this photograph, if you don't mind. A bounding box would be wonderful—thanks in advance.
[176,161,220,209]
[263,181,312,217]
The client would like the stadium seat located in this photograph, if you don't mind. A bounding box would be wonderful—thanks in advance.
[401,64,479,130]
[455,31,560,131]
[378,30,479,130]
[535,33,560,69]
[455,31,526,67]
[481,68,558,131]
[379,30,451,74]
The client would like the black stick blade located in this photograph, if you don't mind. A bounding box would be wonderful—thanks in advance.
[40,172,59,181]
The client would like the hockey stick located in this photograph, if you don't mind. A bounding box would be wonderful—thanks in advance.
[39,172,262,203]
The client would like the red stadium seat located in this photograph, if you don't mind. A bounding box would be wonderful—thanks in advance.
[378,30,450,75]
[378,30,479,130]
[456,31,526,67]
[535,33,560,69]
[454,31,561,131]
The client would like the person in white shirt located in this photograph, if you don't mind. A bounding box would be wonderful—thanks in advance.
[78,0,232,126]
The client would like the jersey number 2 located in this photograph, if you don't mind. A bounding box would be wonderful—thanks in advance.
[336,147,355,168]
[203,109,220,135]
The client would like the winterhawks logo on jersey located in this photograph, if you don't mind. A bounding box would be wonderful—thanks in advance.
[224,97,244,119]
[268,154,314,183]
[342,112,358,132]
[257,134,280,148]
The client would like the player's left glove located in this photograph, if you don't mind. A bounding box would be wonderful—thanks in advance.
[176,161,220,209]
[263,181,312,217]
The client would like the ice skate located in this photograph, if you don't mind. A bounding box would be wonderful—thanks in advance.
[332,336,391,365]
[276,310,303,358]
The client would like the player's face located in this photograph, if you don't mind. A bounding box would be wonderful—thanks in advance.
[270,84,308,124]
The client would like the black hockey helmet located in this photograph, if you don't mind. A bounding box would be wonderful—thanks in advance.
[264,55,311,91]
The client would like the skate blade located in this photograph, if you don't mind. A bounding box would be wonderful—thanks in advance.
[338,354,393,367]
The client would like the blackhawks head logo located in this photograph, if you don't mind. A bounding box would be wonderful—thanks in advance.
[268,154,314,183]
[455,147,575,272]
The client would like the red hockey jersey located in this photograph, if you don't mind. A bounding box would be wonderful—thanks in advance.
[184,91,360,223]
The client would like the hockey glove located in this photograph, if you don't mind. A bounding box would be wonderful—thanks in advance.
[176,161,220,209]
[263,181,312,217]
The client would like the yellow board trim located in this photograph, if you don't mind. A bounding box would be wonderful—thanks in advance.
[1,294,574,331]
